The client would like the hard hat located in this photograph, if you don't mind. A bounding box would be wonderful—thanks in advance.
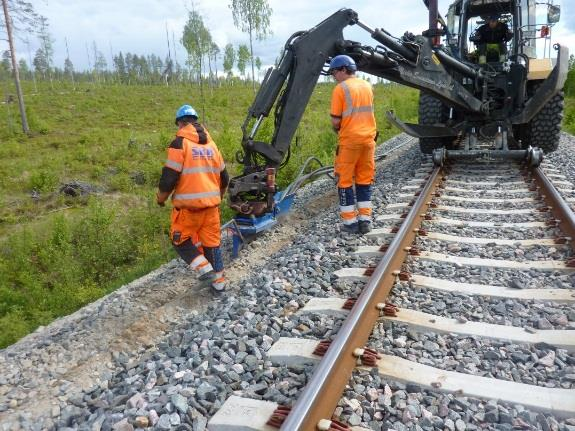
[328,55,357,72]
[488,14,500,20]
[175,104,198,124]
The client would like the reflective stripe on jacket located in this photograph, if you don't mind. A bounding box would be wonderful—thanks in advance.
[330,77,377,146]
[165,123,226,209]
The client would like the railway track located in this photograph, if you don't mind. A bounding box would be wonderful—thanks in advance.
[209,158,575,431]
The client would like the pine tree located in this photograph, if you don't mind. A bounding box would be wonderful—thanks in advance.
[37,16,54,85]
[64,58,74,77]
[33,48,49,79]
[113,52,127,83]
[18,58,29,77]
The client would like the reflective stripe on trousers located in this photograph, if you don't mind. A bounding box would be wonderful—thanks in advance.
[190,255,213,274]
[357,201,372,221]
[339,204,357,225]
[212,271,226,291]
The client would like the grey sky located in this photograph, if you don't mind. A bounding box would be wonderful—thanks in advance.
[11,0,575,72]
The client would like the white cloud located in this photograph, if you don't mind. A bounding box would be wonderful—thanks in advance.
[7,0,573,72]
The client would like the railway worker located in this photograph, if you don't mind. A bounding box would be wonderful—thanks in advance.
[156,104,230,292]
[472,14,512,64]
[329,54,377,235]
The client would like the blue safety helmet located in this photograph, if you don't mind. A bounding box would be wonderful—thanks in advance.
[488,14,500,20]
[328,55,357,73]
[175,104,198,124]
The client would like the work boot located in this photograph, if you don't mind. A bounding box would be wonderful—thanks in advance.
[198,269,216,282]
[358,220,372,234]
[191,255,214,280]
[211,272,226,293]
[341,222,359,234]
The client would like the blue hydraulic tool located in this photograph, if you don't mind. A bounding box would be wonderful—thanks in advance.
[225,190,296,258]
[224,156,333,258]
[223,148,393,257]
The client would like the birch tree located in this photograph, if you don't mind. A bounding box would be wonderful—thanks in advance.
[229,0,272,91]
[237,44,250,81]
[181,9,212,83]
[223,43,235,79]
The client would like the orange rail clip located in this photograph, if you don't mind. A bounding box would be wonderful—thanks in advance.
[353,347,382,366]
[409,247,421,256]
[266,405,292,428]
[398,271,411,281]
[313,340,332,357]
[364,265,377,276]
[383,302,399,317]
[342,298,356,310]
[317,418,352,431]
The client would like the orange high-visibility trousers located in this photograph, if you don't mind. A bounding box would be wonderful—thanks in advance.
[334,143,375,188]
[170,206,221,248]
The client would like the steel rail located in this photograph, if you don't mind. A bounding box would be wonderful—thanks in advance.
[280,165,443,431]
[531,166,575,244]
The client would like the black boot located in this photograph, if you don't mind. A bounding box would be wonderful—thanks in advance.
[358,220,372,234]
[341,222,359,234]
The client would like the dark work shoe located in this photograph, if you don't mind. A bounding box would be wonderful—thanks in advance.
[341,223,359,234]
[358,221,372,234]
[198,270,216,282]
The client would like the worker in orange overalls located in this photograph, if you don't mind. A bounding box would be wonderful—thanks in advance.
[329,55,377,234]
[156,104,229,292]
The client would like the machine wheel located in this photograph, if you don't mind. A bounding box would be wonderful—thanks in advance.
[521,91,564,154]
[418,93,452,154]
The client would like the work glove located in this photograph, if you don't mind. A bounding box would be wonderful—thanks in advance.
[156,191,169,207]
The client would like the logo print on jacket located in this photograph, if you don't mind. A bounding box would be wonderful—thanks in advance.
[192,147,214,160]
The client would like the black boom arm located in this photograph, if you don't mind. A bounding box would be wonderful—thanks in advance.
[229,7,487,216]
[237,8,358,168]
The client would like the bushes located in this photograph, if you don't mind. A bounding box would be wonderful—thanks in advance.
[27,170,58,193]
[0,199,172,347]
[564,98,575,135]
[564,68,575,99]
[0,81,419,347]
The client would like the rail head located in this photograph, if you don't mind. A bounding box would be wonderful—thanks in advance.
[280,166,443,431]
[531,166,575,245]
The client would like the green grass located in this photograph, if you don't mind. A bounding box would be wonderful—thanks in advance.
[564,97,575,135]
[1,76,574,348]
[0,79,418,348]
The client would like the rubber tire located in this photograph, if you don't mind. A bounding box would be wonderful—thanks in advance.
[521,91,564,154]
[418,92,452,154]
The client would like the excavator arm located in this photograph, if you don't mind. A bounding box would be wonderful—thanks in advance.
[228,6,494,216]
[239,9,359,167]
[228,8,358,216]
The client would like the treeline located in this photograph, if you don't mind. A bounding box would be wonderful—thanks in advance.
[0,44,264,87]
[1,0,273,89]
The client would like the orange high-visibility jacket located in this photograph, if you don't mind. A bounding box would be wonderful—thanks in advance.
[164,123,226,209]
[330,77,377,146]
